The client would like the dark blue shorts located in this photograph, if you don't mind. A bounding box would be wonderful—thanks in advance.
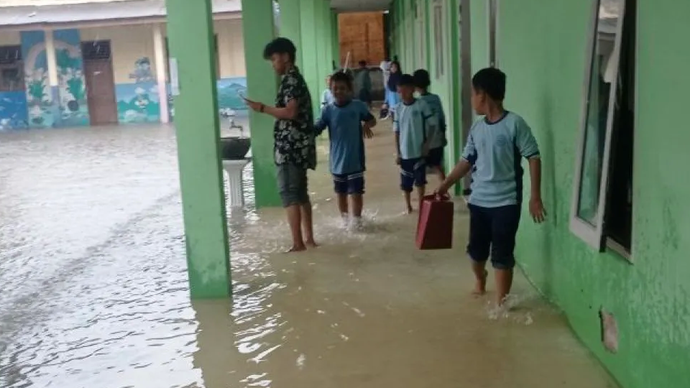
[467,204,521,270]
[425,146,444,167]
[400,158,427,192]
[333,171,365,195]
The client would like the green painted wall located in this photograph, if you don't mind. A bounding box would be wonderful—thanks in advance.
[469,0,488,73]
[392,0,461,176]
[241,0,282,208]
[497,0,690,387]
[166,0,231,298]
[389,0,690,386]
[280,0,303,67]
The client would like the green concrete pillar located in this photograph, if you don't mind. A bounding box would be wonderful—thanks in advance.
[299,0,320,115]
[280,0,302,67]
[241,0,282,207]
[323,5,334,73]
[315,0,330,90]
[165,0,231,299]
[331,11,340,68]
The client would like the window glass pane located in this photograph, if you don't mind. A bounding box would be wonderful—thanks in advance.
[576,0,622,225]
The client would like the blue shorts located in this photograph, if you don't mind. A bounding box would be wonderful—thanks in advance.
[400,158,427,192]
[425,147,444,167]
[333,171,365,195]
[467,204,521,270]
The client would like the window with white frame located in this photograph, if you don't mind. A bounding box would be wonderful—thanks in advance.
[570,0,636,257]
[433,0,444,78]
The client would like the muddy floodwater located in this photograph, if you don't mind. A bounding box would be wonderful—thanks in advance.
[0,121,619,387]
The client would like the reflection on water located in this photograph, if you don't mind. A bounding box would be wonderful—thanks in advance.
[0,123,618,387]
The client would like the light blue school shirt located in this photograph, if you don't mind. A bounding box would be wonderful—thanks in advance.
[462,111,541,208]
[394,98,436,160]
[315,99,375,175]
[419,92,447,149]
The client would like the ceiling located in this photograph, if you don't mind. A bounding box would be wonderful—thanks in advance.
[330,0,390,12]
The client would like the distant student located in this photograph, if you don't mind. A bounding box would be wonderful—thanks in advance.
[321,75,334,108]
[382,61,402,120]
[355,60,373,109]
[394,74,436,214]
[413,69,447,182]
[315,71,377,229]
[436,68,546,306]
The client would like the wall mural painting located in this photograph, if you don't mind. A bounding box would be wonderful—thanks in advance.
[0,91,29,131]
[54,29,89,127]
[165,77,248,125]
[20,30,55,129]
[116,57,160,124]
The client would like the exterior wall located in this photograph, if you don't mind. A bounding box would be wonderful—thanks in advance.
[389,0,690,387]
[496,1,690,387]
[0,30,21,45]
[0,16,247,129]
[79,24,161,124]
[0,31,28,130]
[389,0,462,176]
[214,19,246,78]
[53,29,89,127]
[338,12,385,66]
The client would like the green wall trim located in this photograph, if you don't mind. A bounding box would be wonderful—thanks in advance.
[449,0,461,195]
[280,0,303,67]
[166,0,231,299]
[241,0,282,208]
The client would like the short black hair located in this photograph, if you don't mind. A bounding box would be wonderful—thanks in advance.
[263,37,297,63]
[412,69,431,88]
[472,67,506,101]
[358,60,367,66]
[330,70,353,90]
[399,74,415,87]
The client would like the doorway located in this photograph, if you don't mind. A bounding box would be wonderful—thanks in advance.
[82,40,118,125]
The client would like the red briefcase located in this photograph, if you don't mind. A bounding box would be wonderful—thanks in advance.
[416,195,454,250]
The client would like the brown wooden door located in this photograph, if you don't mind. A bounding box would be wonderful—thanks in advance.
[84,59,118,125]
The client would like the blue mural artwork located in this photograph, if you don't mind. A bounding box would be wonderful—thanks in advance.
[217,77,248,113]
[129,57,154,83]
[116,82,161,124]
[165,77,247,124]
[53,29,89,127]
[21,30,55,129]
[116,57,160,124]
[0,91,29,131]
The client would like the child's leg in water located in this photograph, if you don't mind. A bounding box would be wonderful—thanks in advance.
[416,185,425,210]
[350,194,364,228]
[337,193,349,220]
[472,261,489,295]
[403,190,413,213]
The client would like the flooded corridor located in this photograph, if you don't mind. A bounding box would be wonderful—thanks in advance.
[0,122,619,388]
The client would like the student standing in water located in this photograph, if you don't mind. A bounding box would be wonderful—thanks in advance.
[243,38,317,253]
[436,68,546,305]
[315,71,377,230]
[413,69,447,182]
[394,74,436,213]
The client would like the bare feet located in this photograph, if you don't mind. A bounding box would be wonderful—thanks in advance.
[305,239,319,248]
[284,244,307,253]
[473,270,489,295]
[405,205,414,214]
